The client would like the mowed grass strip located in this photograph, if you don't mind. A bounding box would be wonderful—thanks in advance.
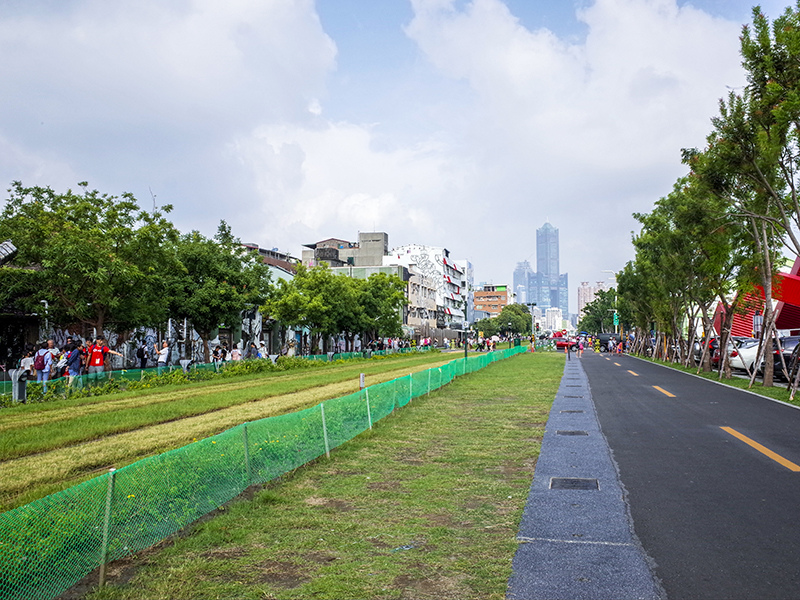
[87,352,564,600]
[0,352,449,430]
[0,354,454,461]
[0,357,455,510]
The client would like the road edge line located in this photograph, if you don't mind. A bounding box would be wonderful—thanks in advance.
[627,355,800,412]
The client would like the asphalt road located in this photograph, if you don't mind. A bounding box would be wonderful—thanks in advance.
[582,352,800,600]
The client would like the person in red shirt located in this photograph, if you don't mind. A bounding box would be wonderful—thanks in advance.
[87,337,122,384]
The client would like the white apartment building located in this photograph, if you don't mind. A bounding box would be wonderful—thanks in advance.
[577,280,610,320]
[545,307,563,331]
[384,244,466,326]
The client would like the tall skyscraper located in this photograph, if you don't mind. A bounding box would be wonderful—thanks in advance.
[513,260,534,304]
[537,223,559,284]
[514,222,569,319]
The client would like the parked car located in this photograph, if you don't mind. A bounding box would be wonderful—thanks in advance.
[758,336,800,381]
[728,338,760,372]
[596,333,619,352]
[693,338,718,366]
[553,336,578,351]
[786,343,800,384]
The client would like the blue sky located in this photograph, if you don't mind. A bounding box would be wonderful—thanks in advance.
[0,0,791,312]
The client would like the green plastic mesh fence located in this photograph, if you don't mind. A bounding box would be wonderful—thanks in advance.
[0,346,528,600]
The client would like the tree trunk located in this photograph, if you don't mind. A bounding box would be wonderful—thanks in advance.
[200,332,210,363]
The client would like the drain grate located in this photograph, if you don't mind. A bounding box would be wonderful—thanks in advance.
[550,477,599,490]
[557,430,588,436]
[565,385,582,387]
[563,395,584,398]
[560,410,585,413]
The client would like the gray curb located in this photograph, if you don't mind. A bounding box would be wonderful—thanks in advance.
[506,358,664,600]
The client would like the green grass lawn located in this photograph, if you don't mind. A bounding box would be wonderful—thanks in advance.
[1,353,458,511]
[85,352,564,600]
[0,353,453,462]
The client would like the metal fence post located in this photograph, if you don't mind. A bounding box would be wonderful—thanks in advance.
[242,422,252,485]
[365,389,372,430]
[98,467,116,587]
[320,402,330,458]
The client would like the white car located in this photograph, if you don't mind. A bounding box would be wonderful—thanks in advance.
[729,338,760,372]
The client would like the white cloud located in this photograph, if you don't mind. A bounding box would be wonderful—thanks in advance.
[398,0,745,296]
[0,0,760,311]
[231,121,458,248]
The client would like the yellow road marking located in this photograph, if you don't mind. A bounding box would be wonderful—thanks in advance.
[653,386,675,397]
[720,427,800,472]
[614,362,621,366]
[628,370,639,376]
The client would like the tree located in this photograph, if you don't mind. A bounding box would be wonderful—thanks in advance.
[578,289,617,334]
[0,181,180,336]
[472,317,499,338]
[496,303,532,334]
[169,223,273,361]
[471,304,531,339]
[359,272,407,342]
[265,266,408,353]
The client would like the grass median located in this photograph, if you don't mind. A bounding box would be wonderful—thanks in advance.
[86,351,564,600]
[0,354,456,511]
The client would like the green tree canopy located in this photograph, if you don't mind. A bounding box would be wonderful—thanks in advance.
[168,222,273,361]
[0,181,180,335]
[264,266,407,353]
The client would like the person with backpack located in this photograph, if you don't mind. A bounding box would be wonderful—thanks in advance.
[136,342,149,370]
[33,341,53,393]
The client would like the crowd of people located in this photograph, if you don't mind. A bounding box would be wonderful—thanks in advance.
[14,333,456,392]
[18,337,122,393]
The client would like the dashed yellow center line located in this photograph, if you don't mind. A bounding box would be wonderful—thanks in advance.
[627,370,639,376]
[653,386,675,397]
[720,427,800,472]
[614,362,621,366]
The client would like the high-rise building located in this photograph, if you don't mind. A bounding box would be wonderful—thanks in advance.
[537,223,559,284]
[577,280,610,320]
[515,223,569,317]
[545,307,563,331]
[513,261,533,305]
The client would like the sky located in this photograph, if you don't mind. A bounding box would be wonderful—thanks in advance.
[0,0,792,313]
